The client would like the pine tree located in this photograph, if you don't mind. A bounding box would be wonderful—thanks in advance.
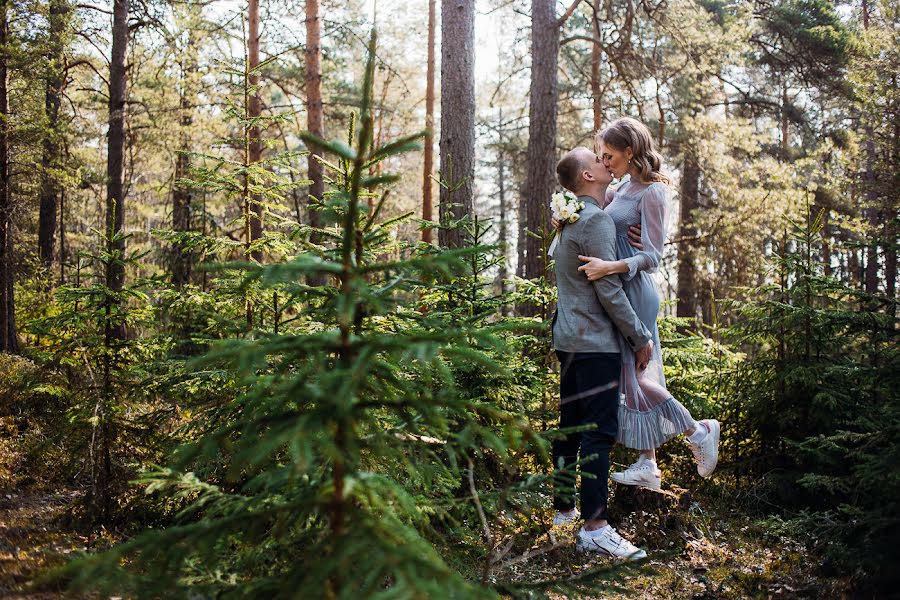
[727,203,899,582]
[61,34,631,599]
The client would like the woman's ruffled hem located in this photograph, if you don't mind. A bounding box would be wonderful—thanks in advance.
[616,397,694,450]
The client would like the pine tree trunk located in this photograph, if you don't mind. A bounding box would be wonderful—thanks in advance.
[422,0,436,243]
[305,0,323,228]
[781,83,790,160]
[38,0,69,272]
[890,76,899,307]
[171,43,194,288]
[860,4,879,295]
[104,0,128,350]
[590,7,602,131]
[676,146,699,326]
[496,108,508,313]
[91,0,129,523]
[520,0,560,281]
[248,0,263,263]
[0,0,18,353]
[864,127,879,294]
[106,0,128,299]
[438,0,475,249]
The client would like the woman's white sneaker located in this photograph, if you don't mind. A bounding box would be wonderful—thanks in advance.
[610,458,662,491]
[688,419,720,477]
[576,526,647,560]
[552,508,580,526]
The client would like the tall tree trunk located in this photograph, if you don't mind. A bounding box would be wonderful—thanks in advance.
[422,0,436,243]
[780,82,790,160]
[496,108,508,313]
[520,0,562,281]
[248,0,262,263]
[59,187,65,283]
[304,0,327,285]
[516,191,526,276]
[888,74,898,306]
[676,146,700,325]
[305,0,323,227]
[0,0,17,352]
[516,0,581,278]
[171,33,195,288]
[38,0,69,273]
[859,2,879,295]
[92,0,129,523]
[106,0,128,297]
[438,0,475,249]
[863,127,879,294]
[590,5,602,132]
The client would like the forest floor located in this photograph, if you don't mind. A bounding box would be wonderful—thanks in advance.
[1,484,856,599]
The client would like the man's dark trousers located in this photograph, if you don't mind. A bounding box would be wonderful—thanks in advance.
[552,350,621,522]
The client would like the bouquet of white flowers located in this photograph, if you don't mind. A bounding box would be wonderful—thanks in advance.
[550,190,585,224]
[547,190,585,256]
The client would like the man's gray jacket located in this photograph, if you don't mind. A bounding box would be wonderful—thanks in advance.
[552,196,651,354]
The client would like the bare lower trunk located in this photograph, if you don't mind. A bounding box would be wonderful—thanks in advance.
[422,0,436,243]
[90,0,129,522]
[438,0,475,249]
[305,0,327,285]
[38,0,68,272]
[0,0,17,352]
[676,147,699,326]
[305,0,323,227]
[497,108,508,313]
[520,0,560,282]
[590,8,602,131]
[864,126,879,294]
[248,0,262,263]
[106,0,128,300]
[172,27,196,288]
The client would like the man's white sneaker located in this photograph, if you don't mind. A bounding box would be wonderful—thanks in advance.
[610,458,662,491]
[688,419,720,477]
[576,526,647,560]
[552,509,580,526]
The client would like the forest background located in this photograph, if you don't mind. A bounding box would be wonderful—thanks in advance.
[0,0,896,596]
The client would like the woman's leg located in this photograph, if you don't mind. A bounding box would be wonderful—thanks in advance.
[636,377,700,439]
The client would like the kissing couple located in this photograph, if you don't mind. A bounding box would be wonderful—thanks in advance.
[549,117,721,559]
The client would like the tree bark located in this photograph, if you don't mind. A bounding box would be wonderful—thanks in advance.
[422,0,436,243]
[106,0,128,298]
[590,5,602,132]
[248,0,262,263]
[38,0,69,273]
[305,0,323,228]
[676,146,700,325]
[0,0,18,352]
[780,82,790,161]
[438,0,475,249]
[520,0,561,280]
[859,3,879,295]
[171,24,196,288]
[496,108,508,312]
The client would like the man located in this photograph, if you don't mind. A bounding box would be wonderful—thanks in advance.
[550,146,652,560]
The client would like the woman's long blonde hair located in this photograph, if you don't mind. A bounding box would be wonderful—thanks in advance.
[596,117,671,185]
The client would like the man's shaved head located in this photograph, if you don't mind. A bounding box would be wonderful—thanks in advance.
[556,147,593,193]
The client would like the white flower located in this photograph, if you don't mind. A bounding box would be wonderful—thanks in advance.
[550,190,585,225]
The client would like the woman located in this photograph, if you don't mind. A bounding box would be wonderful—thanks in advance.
[564,117,720,490]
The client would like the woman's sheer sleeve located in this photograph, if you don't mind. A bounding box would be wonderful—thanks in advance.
[602,187,615,208]
[622,183,669,281]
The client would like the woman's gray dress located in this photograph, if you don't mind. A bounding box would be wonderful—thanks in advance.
[604,181,694,450]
